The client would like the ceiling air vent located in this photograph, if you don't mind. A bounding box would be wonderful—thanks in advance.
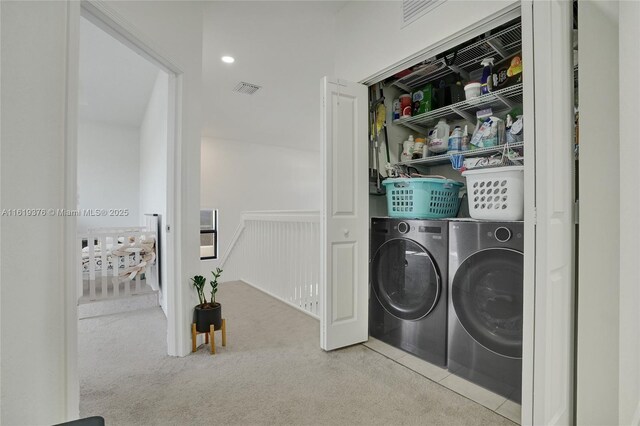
[233,81,261,95]
[402,0,445,27]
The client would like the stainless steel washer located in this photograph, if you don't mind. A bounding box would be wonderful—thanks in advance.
[369,217,448,366]
[448,220,524,402]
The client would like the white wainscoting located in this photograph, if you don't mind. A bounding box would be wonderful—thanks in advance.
[220,211,320,319]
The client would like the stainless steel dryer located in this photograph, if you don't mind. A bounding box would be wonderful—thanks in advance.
[448,220,524,402]
[370,217,448,367]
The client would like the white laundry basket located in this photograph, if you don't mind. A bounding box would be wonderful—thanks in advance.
[462,165,524,220]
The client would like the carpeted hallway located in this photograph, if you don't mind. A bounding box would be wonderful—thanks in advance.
[79,281,515,425]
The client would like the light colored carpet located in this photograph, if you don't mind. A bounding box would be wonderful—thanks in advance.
[79,281,515,426]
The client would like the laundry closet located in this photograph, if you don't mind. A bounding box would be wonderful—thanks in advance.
[368,14,525,404]
[320,2,577,424]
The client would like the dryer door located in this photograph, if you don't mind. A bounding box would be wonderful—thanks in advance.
[371,238,441,321]
[451,248,523,358]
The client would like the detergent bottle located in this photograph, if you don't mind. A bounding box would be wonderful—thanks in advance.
[480,58,495,95]
[429,119,449,154]
[400,135,415,162]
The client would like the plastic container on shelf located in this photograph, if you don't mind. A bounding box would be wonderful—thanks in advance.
[512,115,524,142]
[429,119,450,153]
[464,82,481,100]
[392,98,401,120]
[462,165,524,220]
[399,94,412,118]
[383,177,464,219]
[461,125,470,151]
[505,114,516,144]
[412,84,434,115]
[413,138,426,159]
[447,126,463,154]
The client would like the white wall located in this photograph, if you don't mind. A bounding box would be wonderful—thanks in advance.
[1,1,203,423]
[77,121,140,232]
[200,137,320,279]
[577,1,620,424]
[334,1,518,82]
[139,71,169,314]
[1,2,70,424]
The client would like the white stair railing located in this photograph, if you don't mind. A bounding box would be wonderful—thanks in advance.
[220,210,320,319]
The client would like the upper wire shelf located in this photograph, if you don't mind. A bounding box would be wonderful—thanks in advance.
[391,21,522,92]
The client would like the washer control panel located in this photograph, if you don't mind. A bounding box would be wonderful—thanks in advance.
[495,226,512,242]
[397,221,410,234]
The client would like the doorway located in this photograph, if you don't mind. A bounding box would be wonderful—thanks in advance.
[76,13,169,314]
[64,1,184,416]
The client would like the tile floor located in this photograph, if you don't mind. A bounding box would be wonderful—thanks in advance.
[363,337,522,424]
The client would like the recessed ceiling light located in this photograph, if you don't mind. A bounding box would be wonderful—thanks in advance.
[221,56,235,64]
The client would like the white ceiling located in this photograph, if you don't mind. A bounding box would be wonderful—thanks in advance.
[201,1,345,151]
[79,16,159,128]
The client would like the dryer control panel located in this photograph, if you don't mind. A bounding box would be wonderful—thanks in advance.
[495,226,512,242]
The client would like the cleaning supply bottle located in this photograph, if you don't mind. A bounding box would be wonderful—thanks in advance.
[480,58,495,95]
[429,119,450,154]
[401,135,415,162]
[461,125,470,151]
[412,137,426,159]
[447,126,462,154]
[505,114,515,144]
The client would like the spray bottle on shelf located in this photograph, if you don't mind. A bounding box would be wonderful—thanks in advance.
[480,58,495,95]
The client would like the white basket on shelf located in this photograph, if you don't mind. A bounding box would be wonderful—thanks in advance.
[462,165,524,220]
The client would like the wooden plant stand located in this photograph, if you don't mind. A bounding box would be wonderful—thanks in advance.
[191,319,226,354]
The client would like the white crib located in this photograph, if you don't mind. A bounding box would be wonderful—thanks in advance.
[78,226,159,304]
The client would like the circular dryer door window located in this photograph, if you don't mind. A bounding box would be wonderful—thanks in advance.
[372,238,440,321]
[451,248,523,358]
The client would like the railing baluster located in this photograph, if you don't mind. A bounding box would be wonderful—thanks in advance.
[297,221,302,309]
[78,237,85,299]
[100,235,108,299]
[134,234,142,293]
[304,222,310,313]
[288,221,292,302]
[88,238,96,300]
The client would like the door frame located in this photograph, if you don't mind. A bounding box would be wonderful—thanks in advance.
[63,0,185,417]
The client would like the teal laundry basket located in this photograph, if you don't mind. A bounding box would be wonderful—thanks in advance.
[383,177,464,219]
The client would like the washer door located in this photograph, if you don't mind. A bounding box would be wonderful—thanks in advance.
[451,248,523,358]
[372,238,441,321]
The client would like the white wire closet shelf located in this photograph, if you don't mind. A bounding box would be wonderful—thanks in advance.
[391,21,522,92]
[393,83,523,132]
[396,141,524,167]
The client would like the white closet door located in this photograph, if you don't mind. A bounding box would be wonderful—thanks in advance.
[320,77,369,351]
[619,1,640,424]
[526,1,576,424]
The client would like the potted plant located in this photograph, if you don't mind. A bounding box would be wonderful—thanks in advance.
[190,267,224,333]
